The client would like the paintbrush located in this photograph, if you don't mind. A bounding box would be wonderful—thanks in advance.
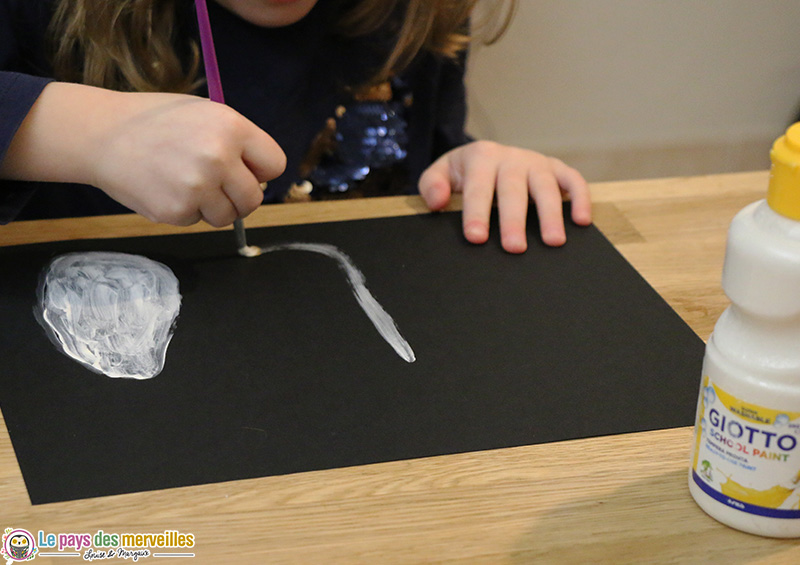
[194,0,262,258]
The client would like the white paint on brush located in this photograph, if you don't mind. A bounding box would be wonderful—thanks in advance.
[36,252,181,379]
[260,243,416,363]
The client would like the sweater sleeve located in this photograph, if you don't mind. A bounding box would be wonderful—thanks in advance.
[431,50,473,159]
[0,72,52,224]
[0,71,51,165]
[0,0,55,223]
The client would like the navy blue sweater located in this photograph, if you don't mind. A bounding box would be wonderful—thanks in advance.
[0,0,470,222]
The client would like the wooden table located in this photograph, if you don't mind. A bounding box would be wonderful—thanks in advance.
[1,170,798,563]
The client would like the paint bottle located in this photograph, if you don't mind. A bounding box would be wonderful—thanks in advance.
[688,123,800,537]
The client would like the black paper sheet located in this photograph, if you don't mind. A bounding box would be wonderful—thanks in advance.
[0,210,704,504]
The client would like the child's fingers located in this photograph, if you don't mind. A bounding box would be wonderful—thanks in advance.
[461,150,499,245]
[529,167,567,247]
[223,162,267,218]
[418,156,453,211]
[422,143,591,251]
[552,158,592,225]
[496,163,529,254]
[141,201,202,227]
[241,125,287,183]
[199,188,240,228]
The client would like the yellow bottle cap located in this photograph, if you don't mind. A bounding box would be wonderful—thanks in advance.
[767,122,800,220]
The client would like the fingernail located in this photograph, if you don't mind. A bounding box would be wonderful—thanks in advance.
[544,231,567,247]
[505,236,527,254]
[464,221,488,243]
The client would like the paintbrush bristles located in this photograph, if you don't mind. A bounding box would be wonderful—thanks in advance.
[238,245,262,258]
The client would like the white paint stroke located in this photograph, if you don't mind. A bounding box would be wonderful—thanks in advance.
[260,243,416,363]
[36,252,181,379]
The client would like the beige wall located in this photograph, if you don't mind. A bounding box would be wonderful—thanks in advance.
[465,0,800,181]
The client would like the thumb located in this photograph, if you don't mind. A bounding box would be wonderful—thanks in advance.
[418,155,453,211]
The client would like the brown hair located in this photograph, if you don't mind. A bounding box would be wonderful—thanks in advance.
[50,0,515,93]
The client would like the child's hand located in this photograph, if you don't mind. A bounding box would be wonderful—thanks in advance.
[91,92,286,227]
[2,83,286,227]
[418,141,591,253]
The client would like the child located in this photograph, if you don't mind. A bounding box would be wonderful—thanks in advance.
[0,0,591,253]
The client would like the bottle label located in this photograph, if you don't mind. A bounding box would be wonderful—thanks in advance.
[691,376,800,518]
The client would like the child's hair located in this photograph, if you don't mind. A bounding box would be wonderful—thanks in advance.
[48,0,515,94]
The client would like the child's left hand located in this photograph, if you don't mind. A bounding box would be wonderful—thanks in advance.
[418,141,592,253]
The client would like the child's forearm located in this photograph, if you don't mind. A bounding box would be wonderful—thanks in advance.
[0,82,286,227]
[0,82,116,185]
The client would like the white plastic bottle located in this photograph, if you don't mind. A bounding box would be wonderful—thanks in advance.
[689,122,800,537]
